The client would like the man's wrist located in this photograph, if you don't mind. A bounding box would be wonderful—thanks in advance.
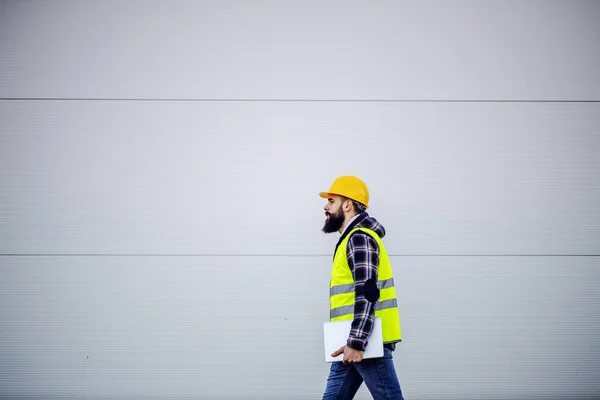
[347,338,367,352]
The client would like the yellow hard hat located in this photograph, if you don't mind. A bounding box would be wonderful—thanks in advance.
[319,176,369,208]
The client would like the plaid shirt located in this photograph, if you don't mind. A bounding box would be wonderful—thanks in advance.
[335,212,385,351]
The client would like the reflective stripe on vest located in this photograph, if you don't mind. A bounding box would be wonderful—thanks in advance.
[329,227,402,343]
[330,298,398,319]
[330,278,395,296]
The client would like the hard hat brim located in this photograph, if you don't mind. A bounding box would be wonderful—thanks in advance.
[319,192,338,199]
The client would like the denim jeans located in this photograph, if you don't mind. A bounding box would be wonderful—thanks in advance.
[322,347,404,400]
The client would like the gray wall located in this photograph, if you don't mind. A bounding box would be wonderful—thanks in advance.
[1,1,599,399]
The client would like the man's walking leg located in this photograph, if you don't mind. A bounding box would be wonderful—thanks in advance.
[354,348,404,400]
[323,361,364,400]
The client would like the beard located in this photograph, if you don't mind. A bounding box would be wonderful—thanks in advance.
[322,207,345,233]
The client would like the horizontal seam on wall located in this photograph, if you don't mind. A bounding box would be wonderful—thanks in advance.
[1,254,599,257]
[1,98,599,103]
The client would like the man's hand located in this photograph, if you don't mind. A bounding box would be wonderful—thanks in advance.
[331,345,364,364]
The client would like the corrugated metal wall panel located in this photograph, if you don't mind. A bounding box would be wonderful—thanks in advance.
[1,102,598,255]
[0,0,599,101]
[1,256,598,399]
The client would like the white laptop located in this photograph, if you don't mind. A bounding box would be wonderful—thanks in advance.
[323,318,384,362]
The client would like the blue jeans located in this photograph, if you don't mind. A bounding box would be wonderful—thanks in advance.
[323,348,404,400]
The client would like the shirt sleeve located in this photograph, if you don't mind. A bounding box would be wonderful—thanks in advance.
[346,232,380,351]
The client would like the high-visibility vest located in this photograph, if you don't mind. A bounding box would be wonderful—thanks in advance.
[329,227,402,343]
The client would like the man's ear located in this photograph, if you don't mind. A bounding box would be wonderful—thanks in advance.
[343,199,352,212]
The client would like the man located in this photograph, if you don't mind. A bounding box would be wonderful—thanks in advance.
[320,176,404,400]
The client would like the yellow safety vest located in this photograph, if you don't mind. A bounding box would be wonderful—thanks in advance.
[329,227,402,343]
